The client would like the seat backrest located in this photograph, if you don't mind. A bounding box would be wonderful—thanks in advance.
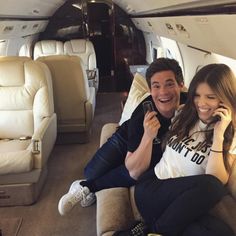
[33,40,64,60]
[0,57,54,139]
[64,39,97,70]
[19,43,33,58]
[37,55,94,133]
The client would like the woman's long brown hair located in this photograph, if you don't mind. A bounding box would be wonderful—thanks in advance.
[163,64,236,172]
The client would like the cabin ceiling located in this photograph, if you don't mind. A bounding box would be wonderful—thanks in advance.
[0,0,67,18]
[0,0,236,18]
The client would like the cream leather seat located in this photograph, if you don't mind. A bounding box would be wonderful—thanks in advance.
[33,40,64,60]
[19,43,33,58]
[0,56,57,206]
[64,39,99,91]
[37,55,96,143]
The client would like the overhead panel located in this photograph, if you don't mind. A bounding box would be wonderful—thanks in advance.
[113,0,236,15]
[0,20,48,39]
[112,0,204,14]
[140,15,236,60]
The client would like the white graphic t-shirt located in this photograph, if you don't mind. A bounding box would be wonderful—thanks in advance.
[155,120,236,179]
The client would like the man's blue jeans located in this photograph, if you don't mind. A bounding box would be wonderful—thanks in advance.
[84,132,127,180]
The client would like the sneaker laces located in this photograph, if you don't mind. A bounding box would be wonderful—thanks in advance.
[113,221,148,236]
[67,185,89,206]
[85,192,95,201]
[130,221,147,236]
[67,191,82,206]
[80,186,90,202]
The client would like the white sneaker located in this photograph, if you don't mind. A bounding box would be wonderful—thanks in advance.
[80,191,96,207]
[58,180,95,215]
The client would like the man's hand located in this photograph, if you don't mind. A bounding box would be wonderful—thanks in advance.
[143,111,161,140]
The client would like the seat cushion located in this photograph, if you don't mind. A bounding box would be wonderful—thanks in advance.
[0,139,33,174]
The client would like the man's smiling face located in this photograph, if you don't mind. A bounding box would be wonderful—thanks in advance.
[150,70,183,118]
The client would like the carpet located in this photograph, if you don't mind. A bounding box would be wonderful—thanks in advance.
[0,217,22,236]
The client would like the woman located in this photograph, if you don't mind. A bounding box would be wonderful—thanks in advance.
[134,63,236,236]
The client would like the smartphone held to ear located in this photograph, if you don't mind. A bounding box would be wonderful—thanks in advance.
[212,115,221,123]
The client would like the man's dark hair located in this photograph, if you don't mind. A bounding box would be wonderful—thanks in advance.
[145,58,184,88]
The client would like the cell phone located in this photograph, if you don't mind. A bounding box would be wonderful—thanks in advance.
[142,100,161,144]
[142,101,154,114]
[211,115,221,123]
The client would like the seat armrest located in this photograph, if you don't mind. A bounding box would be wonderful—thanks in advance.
[210,194,236,234]
[85,87,96,130]
[30,113,57,168]
[94,68,99,92]
[86,68,99,92]
[100,123,119,147]
[88,86,96,115]
[96,188,135,236]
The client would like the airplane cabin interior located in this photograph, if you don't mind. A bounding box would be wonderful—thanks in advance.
[0,0,236,236]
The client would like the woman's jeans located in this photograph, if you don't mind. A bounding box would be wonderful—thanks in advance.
[135,170,233,236]
[84,132,127,180]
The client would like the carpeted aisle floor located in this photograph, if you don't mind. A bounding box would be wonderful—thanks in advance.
[0,217,22,236]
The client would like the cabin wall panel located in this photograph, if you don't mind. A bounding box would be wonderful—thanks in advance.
[143,32,162,64]
[0,20,48,39]
[177,42,236,88]
[0,40,7,56]
[133,15,236,61]
[0,19,46,55]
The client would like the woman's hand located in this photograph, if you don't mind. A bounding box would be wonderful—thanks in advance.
[207,103,232,184]
[213,103,232,138]
[143,111,161,140]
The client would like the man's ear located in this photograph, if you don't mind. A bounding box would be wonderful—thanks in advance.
[180,82,188,92]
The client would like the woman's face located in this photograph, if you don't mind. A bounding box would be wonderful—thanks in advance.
[194,82,221,123]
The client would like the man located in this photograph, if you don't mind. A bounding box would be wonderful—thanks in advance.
[58,58,186,215]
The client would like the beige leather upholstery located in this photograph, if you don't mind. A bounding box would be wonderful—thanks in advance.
[64,39,99,91]
[19,43,33,58]
[33,40,64,60]
[0,56,57,206]
[64,39,96,70]
[37,55,96,143]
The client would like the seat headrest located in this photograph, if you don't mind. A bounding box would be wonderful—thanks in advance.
[0,57,31,86]
[69,39,86,53]
[34,40,64,59]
